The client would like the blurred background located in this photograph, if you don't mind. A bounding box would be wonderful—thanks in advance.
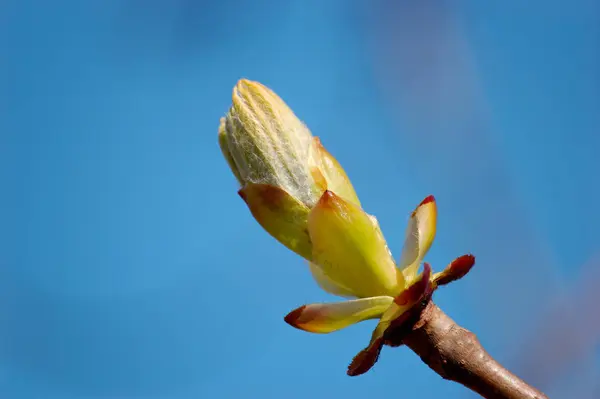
[2,0,599,398]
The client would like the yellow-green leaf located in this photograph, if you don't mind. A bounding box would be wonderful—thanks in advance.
[308,190,403,298]
[239,183,312,260]
[398,195,438,281]
[308,137,361,207]
[308,261,356,298]
[284,296,394,334]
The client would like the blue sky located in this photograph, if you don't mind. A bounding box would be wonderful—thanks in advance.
[2,1,599,398]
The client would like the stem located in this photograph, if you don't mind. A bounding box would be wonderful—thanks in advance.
[402,302,548,399]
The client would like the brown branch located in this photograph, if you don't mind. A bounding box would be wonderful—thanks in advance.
[402,302,549,399]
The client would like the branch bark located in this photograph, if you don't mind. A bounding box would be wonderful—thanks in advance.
[402,302,549,399]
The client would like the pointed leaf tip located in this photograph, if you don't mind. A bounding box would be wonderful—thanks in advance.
[284,305,308,327]
[418,195,435,207]
[237,188,247,202]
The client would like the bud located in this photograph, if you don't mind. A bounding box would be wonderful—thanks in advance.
[219,79,402,297]
[219,79,322,206]
[219,93,477,377]
[433,254,476,287]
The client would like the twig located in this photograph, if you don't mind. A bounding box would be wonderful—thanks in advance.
[402,302,549,399]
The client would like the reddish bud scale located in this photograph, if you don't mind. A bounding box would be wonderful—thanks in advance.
[347,265,434,376]
[435,254,476,286]
[383,290,433,347]
[394,263,432,306]
[384,265,434,346]
[347,338,384,377]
